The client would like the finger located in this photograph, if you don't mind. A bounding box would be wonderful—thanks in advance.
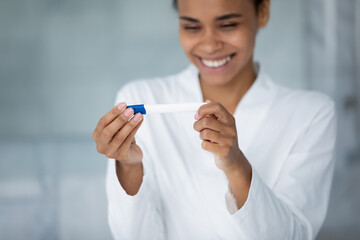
[201,140,232,157]
[94,102,127,137]
[100,107,135,144]
[193,115,225,133]
[119,115,144,150]
[195,102,233,124]
[201,140,221,154]
[115,116,144,156]
[199,129,229,144]
[108,113,142,152]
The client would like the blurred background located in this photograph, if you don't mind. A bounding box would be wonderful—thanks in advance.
[0,0,359,239]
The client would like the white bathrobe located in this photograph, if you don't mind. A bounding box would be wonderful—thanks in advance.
[106,64,336,240]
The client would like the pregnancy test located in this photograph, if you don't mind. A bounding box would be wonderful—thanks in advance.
[126,103,206,115]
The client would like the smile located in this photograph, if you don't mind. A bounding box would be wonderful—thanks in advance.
[199,54,235,69]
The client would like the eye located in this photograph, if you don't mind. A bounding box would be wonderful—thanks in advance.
[184,26,199,30]
[220,23,239,29]
[182,25,201,32]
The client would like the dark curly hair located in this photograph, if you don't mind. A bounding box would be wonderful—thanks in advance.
[172,0,264,13]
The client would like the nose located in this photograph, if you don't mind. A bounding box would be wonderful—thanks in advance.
[199,29,223,54]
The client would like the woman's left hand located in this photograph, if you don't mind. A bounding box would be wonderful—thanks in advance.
[193,101,245,173]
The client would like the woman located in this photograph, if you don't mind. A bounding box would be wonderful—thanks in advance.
[92,0,336,239]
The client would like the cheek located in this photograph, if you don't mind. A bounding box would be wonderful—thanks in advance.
[179,32,198,56]
[227,28,256,52]
[179,33,190,52]
[180,37,197,59]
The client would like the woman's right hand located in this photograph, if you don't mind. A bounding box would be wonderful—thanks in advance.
[92,102,144,166]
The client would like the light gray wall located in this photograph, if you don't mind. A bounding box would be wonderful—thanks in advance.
[0,0,307,139]
[0,0,183,138]
[306,0,360,238]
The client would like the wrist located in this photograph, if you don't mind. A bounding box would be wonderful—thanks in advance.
[116,160,142,174]
[224,159,252,209]
[223,154,252,191]
[224,163,249,181]
[223,150,249,176]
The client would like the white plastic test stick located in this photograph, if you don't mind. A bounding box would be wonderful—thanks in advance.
[126,103,206,115]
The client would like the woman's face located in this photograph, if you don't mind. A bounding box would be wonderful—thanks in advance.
[177,0,268,86]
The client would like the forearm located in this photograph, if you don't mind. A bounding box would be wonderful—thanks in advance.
[115,160,144,196]
[224,155,252,209]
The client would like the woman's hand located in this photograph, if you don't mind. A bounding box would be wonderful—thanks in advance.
[194,101,252,208]
[193,101,246,173]
[92,102,144,166]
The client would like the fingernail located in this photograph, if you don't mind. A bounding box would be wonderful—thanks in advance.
[133,113,142,122]
[194,112,199,120]
[205,99,211,103]
[117,102,126,110]
[124,108,133,117]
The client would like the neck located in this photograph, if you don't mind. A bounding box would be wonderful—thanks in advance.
[199,60,257,115]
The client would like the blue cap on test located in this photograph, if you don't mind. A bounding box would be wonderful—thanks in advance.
[126,104,147,115]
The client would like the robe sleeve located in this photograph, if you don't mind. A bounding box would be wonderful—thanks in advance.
[105,85,165,240]
[228,99,336,239]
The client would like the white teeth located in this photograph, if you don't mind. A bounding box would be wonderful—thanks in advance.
[201,56,231,68]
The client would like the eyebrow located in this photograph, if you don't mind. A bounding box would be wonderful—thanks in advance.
[216,13,243,21]
[179,13,243,23]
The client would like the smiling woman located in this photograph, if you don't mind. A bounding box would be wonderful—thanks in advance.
[176,0,269,113]
[93,0,336,239]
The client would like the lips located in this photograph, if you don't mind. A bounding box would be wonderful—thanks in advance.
[198,54,236,70]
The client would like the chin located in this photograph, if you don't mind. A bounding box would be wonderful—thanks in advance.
[199,72,234,86]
